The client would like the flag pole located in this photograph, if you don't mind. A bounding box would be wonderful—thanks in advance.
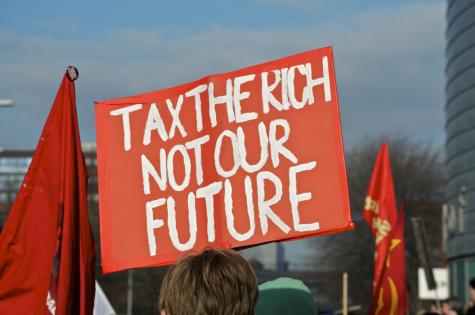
[434,287,441,312]
[343,272,348,315]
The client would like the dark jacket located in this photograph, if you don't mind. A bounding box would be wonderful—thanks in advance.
[466,305,475,315]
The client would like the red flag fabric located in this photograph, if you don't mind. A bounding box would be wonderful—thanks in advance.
[363,144,398,290]
[0,69,95,314]
[368,204,407,315]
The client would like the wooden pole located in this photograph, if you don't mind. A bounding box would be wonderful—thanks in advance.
[434,287,442,312]
[343,272,348,315]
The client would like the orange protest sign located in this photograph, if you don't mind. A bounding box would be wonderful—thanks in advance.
[95,46,353,273]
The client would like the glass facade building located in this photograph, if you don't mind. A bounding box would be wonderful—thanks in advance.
[445,0,475,301]
[0,147,98,227]
[0,151,31,225]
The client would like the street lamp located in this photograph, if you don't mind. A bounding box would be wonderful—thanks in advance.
[0,99,15,107]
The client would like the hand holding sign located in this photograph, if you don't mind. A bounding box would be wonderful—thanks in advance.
[95,46,353,273]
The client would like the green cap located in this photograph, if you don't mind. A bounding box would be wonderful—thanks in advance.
[256,277,317,315]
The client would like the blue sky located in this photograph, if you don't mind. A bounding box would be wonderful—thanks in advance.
[0,0,446,264]
[2,1,416,35]
[0,0,446,151]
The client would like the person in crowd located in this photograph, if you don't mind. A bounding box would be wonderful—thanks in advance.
[255,277,317,315]
[441,296,464,315]
[467,277,475,315]
[159,248,258,315]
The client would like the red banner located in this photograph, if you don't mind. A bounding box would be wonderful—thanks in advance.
[0,70,95,314]
[363,144,398,290]
[368,204,407,315]
[95,47,353,273]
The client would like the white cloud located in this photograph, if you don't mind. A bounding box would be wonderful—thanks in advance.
[0,0,445,149]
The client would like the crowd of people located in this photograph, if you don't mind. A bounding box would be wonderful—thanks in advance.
[156,248,475,315]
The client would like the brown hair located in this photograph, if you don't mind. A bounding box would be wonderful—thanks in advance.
[159,248,258,315]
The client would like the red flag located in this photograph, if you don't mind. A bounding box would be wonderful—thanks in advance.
[363,144,398,290]
[0,68,95,315]
[368,204,407,315]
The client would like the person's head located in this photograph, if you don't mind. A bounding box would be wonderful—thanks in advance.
[255,277,317,315]
[470,277,475,303]
[159,248,258,315]
[442,296,464,315]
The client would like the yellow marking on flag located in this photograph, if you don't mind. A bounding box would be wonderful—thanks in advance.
[365,196,380,213]
[375,287,384,315]
[385,239,401,267]
[388,277,399,315]
[372,217,392,244]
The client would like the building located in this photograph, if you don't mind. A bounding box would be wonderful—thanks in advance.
[0,150,32,225]
[240,242,287,271]
[0,146,98,228]
[445,0,475,301]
